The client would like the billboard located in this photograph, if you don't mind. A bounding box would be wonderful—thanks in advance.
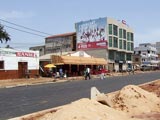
[76,17,107,50]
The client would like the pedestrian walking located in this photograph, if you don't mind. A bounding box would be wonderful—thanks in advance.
[100,68,106,80]
[84,66,91,80]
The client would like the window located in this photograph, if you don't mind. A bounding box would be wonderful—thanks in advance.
[119,39,122,49]
[113,37,118,48]
[109,36,112,47]
[131,33,134,41]
[119,29,122,38]
[109,24,112,35]
[131,43,134,51]
[138,51,141,54]
[127,32,131,41]
[127,42,130,51]
[123,29,126,39]
[113,25,118,36]
[135,58,139,62]
[123,40,126,50]
[109,51,114,60]
[0,61,4,69]
[126,54,132,60]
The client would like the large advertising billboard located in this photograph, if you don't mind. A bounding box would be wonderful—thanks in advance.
[76,17,107,50]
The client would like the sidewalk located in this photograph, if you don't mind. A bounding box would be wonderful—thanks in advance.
[0,70,146,88]
[0,76,87,88]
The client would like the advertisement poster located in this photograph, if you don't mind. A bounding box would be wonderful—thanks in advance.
[76,17,108,50]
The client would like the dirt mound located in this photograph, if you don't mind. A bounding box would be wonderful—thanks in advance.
[38,98,139,120]
[10,81,160,120]
[107,85,160,115]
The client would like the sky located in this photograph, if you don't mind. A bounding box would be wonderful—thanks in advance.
[0,0,160,50]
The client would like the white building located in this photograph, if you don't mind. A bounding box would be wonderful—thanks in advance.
[0,48,39,80]
[134,43,159,66]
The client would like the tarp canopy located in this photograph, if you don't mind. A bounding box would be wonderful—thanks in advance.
[44,64,56,68]
[52,55,107,65]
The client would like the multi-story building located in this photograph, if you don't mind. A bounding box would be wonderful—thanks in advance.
[75,17,134,71]
[29,45,45,56]
[134,43,159,66]
[45,32,76,54]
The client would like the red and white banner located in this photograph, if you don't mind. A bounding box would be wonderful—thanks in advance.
[77,41,108,50]
[16,52,36,57]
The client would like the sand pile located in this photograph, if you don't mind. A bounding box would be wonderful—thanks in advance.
[10,84,160,120]
[38,98,139,120]
[106,85,160,115]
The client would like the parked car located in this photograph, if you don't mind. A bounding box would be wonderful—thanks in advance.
[140,65,151,71]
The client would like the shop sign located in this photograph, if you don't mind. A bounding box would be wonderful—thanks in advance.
[16,52,36,57]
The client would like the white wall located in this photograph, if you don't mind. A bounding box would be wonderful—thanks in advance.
[0,49,39,70]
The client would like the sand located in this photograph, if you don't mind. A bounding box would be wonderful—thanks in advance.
[10,80,160,120]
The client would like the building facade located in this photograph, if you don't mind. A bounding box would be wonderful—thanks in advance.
[0,48,39,80]
[134,43,159,66]
[29,45,45,56]
[45,32,76,54]
[75,17,134,71]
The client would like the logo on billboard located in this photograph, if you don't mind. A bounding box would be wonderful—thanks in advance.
[76,17,108,50]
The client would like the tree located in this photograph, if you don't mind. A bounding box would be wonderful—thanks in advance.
[0,24,10,43]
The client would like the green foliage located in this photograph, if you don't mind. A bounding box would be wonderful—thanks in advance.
[0,24,10,43]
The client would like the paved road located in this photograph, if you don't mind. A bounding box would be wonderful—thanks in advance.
[0,71,160,119]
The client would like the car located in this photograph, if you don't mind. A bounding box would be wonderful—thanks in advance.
[140,65,151,71]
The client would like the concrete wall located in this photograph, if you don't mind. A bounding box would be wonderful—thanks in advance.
[84,49,108,60]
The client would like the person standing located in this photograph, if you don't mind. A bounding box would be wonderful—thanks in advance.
[100,68,106,80]
[86,66,91,80]
[59,67,63,78]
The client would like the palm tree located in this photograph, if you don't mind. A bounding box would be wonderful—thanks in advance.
[0,24,10,43]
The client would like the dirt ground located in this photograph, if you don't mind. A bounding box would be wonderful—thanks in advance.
[10,79,160,120]
[136,80,160,120]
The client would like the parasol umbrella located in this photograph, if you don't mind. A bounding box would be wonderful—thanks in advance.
[44,64,56,68]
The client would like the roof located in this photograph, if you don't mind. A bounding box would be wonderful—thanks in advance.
[39,51,74,61]
[46,32,76,39]
[52,55,107,65]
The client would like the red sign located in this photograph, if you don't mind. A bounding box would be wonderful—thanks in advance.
[16,52,36,57]
[77,41,108,50]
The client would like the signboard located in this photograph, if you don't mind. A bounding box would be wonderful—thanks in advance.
[16,52,36,57]
[76,17,108,50]
[0,49,37,58]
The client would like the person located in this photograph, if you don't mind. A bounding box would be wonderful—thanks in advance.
[59,68,63,78]
[100,68,105,80]
[85,66,91,80]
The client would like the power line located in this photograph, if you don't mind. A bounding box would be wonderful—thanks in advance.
[4,25,47,37]
[10,42,44,45]
[0,18,52,35]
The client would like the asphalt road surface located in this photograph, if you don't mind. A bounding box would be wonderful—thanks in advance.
[0,71,160,119]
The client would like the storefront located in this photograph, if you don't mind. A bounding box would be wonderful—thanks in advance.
[0,48,39,80]
[51,51,107,76]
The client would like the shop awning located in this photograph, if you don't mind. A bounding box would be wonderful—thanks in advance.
[52,55,107,65]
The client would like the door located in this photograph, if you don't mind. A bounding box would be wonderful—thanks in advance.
[18,62,28,78]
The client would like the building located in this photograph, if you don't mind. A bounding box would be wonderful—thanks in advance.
[0,48,39,80]
[29,45,45,56]
[154,42,160,54]
[134,43,159,67]
[75,17,134,71]
[51,51,107,77]
[45,32,76,54]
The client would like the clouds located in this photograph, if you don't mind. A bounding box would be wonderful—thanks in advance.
[135,28,160,47]
[0,10,35,20]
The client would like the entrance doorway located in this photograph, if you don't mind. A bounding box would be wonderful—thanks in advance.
[119,63,123,72]
[18,62,28,78]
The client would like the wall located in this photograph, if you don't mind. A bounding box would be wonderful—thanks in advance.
[85,49,108,60]
[0,69,39,80]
